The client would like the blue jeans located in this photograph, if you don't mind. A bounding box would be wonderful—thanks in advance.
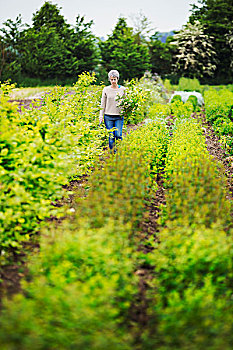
[104,114,124,150]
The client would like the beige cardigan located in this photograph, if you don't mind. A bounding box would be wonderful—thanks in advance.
[99,86,126,117]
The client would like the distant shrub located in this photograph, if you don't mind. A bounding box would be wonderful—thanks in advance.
[163,79,173,93]
[170,94,182,103]
[186,95,198,111]
[169,100,194,118]
[178,77,202,92]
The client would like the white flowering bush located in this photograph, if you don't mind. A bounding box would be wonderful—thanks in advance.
[171,20,217,78]
[226,28,233,68]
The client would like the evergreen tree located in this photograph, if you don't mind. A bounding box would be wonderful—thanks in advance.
[99,17,151,82]
[21,2,98,81]
[148,32,174,77]
[189,0,233,83]
[0,1,98,83]
[0,15,25,81]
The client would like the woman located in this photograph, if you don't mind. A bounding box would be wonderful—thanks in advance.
[99,69,126,151]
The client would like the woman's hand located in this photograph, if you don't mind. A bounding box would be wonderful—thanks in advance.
[99,115,103,124]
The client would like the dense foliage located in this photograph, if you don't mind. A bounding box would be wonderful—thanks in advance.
[0,2,98,84]
[0,74,105,261]
[189,0,233,84]
[204,88,233,153]
[0,119,169,349]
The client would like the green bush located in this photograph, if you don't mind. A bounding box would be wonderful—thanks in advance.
[148,103,171,119]
[186,94,198,111]
[213,117,233,136]
[204,89,233,153]
[204,89,233,123]
[0,75,106,261]
[144,225,233,350]
[178,77,202,92]
[169,100,194,118]
[170,94,182,103]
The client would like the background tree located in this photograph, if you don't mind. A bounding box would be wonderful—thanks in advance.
[21,2,98,82]
[189,0,233,83]
[99,17,151,82]
[148,32,174,78]
[0,1,99,84]
[170,20,217,80]
[0,15,25,81]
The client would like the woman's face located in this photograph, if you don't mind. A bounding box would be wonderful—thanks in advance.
[110,76,118,86]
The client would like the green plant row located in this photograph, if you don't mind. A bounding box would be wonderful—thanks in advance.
[0,120,169,349]
[142,118,233,349]
[204,89,233,154]
[0,74,106,261]
[148,99,194,121]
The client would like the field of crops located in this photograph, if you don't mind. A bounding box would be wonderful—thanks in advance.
[0,76,233,349]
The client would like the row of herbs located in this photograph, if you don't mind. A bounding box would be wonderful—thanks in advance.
[204,89,233,153]
[140,115,233,348]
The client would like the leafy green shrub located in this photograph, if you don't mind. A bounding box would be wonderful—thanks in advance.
[170,94,182,103]
[178,77,202,92]
[213,116,233,136]
[144,225,233,350]
[169,100,194,118]
[120,121,169,178]
[204,89,233,123]
[147,276,233,350]
[186,94,198,111]
[0,74,106,261]
[204,89,233,153]
[148,103,171,119]
[0,221,136,350]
